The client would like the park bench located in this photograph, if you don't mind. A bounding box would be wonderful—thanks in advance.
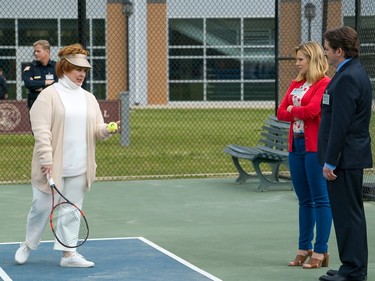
[224,116,293,191]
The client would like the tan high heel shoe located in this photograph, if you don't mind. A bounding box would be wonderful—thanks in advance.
[302,253,329,269]
[288,250,313,266]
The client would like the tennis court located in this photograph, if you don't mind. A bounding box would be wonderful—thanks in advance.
[0,237,220,281]
[1,177,375,281]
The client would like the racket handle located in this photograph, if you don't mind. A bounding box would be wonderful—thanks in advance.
[46,174,55,186]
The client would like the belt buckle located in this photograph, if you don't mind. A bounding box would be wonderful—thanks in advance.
[294,133,304,138]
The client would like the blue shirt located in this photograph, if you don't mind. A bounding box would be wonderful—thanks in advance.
[336,58,352,72]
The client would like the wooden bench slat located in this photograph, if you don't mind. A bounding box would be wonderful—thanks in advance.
[265,119,290,129]
[258,139,288,151]
[256,145,289,158]
[261,125,289,135]
[260,132,288,142]
[226,144,261,155]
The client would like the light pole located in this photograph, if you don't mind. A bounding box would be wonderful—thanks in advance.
[120,0,133,146]
[123,0,134,18]
[304,2,316,41]
[123,0,134,91]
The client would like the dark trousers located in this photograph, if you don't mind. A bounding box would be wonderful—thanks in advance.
[27,92,39,109]
[327,169,367,280]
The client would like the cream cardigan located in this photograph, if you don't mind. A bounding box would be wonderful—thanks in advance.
[29,84,112,193]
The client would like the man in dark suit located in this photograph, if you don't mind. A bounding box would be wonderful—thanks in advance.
[318,26,372,281]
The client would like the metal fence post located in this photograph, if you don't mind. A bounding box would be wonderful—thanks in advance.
[120,92,130,146]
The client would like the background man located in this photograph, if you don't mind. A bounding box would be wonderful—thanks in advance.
[22,40,58,109]
[0,67,8,100]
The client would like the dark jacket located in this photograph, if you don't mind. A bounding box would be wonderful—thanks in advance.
[22,59,57,108]
[0,74,8,99]
[318,58,373,169]
[22,59,57,94]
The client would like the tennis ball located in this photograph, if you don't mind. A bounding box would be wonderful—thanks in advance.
[107,122,118,133]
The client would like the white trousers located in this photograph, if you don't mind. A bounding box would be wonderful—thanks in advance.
[24,174,86,252]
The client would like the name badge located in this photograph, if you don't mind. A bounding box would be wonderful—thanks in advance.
[46,74,54,80]
[322,93,330,105]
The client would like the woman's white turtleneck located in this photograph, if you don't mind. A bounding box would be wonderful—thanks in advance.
[54,75,87,177]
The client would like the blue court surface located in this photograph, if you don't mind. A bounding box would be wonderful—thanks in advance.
[0,237,222,281]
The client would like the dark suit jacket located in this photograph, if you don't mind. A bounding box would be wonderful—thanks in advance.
[318,58,373,169]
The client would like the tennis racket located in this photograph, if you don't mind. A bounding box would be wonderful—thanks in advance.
[47,176,89,248]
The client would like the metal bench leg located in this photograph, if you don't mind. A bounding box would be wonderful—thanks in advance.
[252,159,273,191]
[269,163,281,182]
[252,160,293,191]
[231,156,253,184]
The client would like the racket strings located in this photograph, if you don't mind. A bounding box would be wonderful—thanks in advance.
[51,202,89,248]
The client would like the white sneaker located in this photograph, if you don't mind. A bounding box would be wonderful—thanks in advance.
[15,243,31,264]
[60,252,95,268]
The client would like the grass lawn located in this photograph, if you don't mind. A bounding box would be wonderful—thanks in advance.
[0,107,275,183]
[2,106,374,184]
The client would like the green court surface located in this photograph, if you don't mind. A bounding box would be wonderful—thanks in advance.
[1,177,375,281]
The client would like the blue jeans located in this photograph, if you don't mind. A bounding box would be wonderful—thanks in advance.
[289,138,332,253]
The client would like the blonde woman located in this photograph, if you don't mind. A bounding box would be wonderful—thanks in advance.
[15,44,119,267]
[277,42,332,269]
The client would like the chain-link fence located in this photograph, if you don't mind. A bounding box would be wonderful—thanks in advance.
[0,0,374,184]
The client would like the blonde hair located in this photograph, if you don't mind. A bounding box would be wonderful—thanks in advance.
[33,40,50,51]
[294,41,328,84]
[56,44,90,78]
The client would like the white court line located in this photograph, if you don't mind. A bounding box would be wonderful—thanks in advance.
[82,237,223,280]
[0,237,140,245]
[0,267,12,281]
[139,237,223,281]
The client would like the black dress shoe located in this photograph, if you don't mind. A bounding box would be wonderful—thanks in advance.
[319,274,349,281]
[327,269,338,276]
[319,273,367,281]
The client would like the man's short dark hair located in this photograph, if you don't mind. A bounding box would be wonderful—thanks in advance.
[324,26,359,58]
